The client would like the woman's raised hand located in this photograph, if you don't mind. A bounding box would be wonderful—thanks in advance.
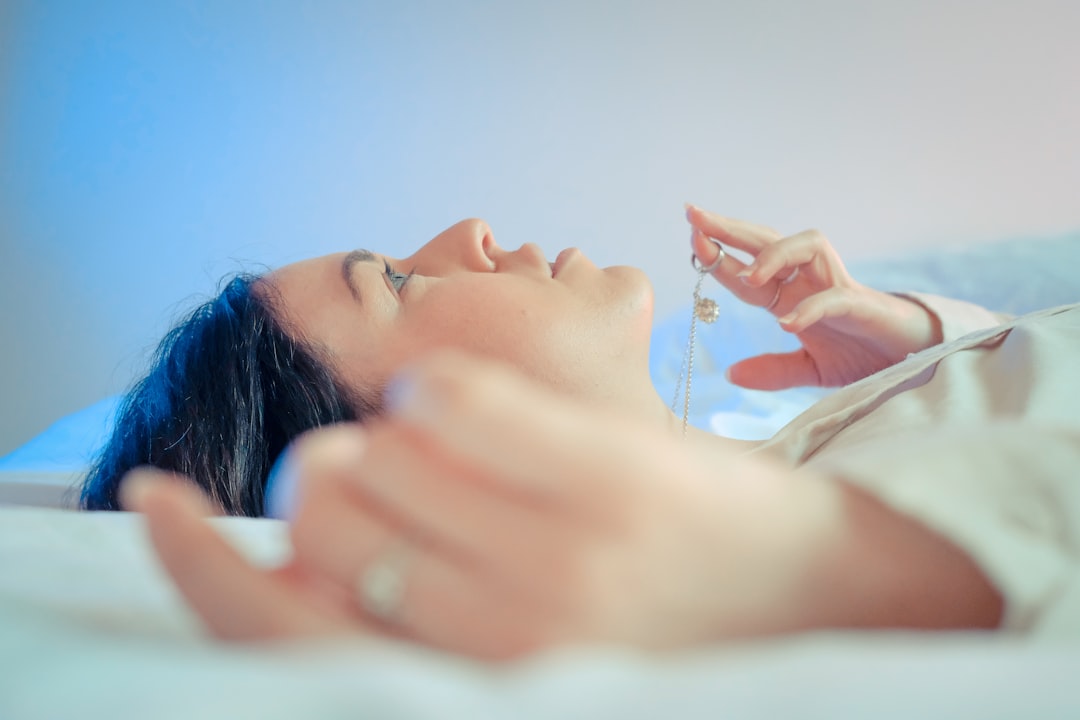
[686,205,942,389]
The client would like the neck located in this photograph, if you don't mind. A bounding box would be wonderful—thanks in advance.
[629,378,759,454]
[587,359,759,454]
[660,402,760,454]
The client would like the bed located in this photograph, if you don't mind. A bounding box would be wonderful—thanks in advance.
[2,234,1079,719]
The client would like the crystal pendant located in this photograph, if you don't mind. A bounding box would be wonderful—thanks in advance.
[694,297,720,323]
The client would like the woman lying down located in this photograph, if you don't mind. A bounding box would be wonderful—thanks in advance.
[83,204,1080,660]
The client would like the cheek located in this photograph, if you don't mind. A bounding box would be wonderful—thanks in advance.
[415,294,555,361]
[384,273,654,392]
[391,284,575,380]
[602,267,654,341]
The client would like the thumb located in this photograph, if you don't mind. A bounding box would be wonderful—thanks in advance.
[121,468,350,640]
[726,350,820,391]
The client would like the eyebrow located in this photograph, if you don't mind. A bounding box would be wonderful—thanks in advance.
[342,249,378,303]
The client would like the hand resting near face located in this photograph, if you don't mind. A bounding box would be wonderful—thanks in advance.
[123,350,1002,660]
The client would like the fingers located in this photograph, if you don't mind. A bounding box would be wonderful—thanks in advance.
[686,207,818,311]
[685,204,781,255]
[726,350,821,390]
[691,228,786,310]
[384,351,658,506]
[286,424,547,579]
[687,208,857,319]
[777,286,859,333]
[361,352,728,656]
[355,423,579,579]
[691,227,747,278]
[281,426,563,658]
[121,468,349,640]
[735,229,824,289]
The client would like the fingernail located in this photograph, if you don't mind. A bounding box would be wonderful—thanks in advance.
[268,428,367,519]
[119,468,162,511]
[265,449,297,520]
[385,369,439,425]
[737,269,753,284]
[778,312,797,326]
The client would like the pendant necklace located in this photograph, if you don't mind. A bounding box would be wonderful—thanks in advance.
[671,239,724,437]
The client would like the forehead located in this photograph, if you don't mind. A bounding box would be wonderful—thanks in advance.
[269,252,349,293]
[264,253,353,334]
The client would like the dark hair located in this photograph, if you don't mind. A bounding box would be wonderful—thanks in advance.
[81,274,380,516]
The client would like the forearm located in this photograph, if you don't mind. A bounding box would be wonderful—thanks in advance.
[806,479,1003,631]
[895,292,1010,345]
[728,470,1002,638]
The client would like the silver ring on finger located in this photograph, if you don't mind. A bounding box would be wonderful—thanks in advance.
[765,283,783,312]
[357,540,411,625]
[691,236,725,273]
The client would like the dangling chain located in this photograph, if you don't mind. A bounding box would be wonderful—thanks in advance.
[671,241,724,437]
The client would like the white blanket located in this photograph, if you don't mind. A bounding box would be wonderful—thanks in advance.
[1,506,1078,719]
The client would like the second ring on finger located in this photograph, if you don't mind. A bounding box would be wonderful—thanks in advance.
[763,266,800,311]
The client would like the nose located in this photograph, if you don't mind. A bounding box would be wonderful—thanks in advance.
[405,218,498,275]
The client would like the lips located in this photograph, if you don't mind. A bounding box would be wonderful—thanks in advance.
[551,248,579,278]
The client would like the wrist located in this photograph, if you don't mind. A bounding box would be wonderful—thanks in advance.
[887,291,944,353]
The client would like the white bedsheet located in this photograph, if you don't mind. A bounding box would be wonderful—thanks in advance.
[1,506,1077,719]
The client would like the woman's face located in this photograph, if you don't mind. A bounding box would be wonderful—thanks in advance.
[267,219,655,406]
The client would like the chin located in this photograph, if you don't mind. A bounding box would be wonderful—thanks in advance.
[606,265,655,333]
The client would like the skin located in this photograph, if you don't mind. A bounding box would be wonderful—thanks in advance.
[684,207,944,389]
[268,210,943,450]
[122,206,1003,659]
[268,218,683,440]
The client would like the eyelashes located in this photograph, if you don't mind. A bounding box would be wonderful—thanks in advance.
[384,260,414,295]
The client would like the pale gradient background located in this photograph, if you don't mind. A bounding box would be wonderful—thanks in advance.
[2,0,1079,454]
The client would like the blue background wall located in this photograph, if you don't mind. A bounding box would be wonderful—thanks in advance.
[2,0,1079,453]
